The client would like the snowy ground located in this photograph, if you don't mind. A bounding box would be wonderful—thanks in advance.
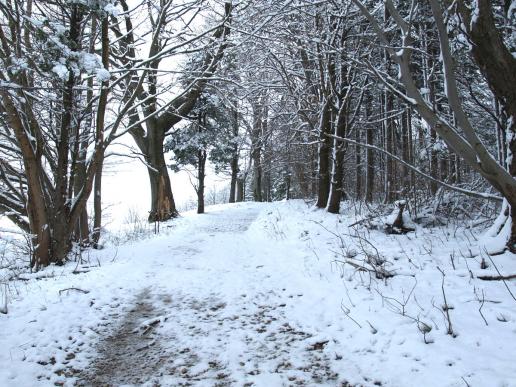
[1,201,516,386]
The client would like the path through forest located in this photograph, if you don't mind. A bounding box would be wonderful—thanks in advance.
[77,205,348,386]
[3,202,516,387]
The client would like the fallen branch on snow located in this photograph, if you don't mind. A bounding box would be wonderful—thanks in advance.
[477,274,516,281]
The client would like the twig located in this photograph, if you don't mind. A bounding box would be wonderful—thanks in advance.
[477,288,488,326]
[485,251,516,304]
[437,266,454,336]
[58,287,90,295]
[348,215,380,228]
[340,300,362,328]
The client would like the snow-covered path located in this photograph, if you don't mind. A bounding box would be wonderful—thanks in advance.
[77,204,344,386]
[1,204,350,386]
[3,202,516,387]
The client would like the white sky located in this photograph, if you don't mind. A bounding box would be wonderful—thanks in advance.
[100,137,230,227]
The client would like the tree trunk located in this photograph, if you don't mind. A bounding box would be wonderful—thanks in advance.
[236,177,244,202]
[229,155,238,203]
[355,127,362,199]
[51,6,83,264]
[228,105,239,203]
[73,142,90,246]
[92,160,103,247]
[401,107,410,188]
[384,91,396,203]
[197,149,206,214]
[147,127,177,221]
[457,0,516,250]
[327,100,348,214]
[365,91,374,202]
[251,99,264,202]
[252,149,262,202]
[316,98,332,208]
[26,191,52,269]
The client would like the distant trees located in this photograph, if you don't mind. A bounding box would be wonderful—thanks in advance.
[166,92,237,214]
[217,0,513,249]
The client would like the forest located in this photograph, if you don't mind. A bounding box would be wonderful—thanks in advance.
[0,0,515,267]
[1,1,516,386]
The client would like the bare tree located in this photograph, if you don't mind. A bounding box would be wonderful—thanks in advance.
[110,0,232,221]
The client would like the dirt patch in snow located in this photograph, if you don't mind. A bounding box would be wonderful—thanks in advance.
[76,288,167,386]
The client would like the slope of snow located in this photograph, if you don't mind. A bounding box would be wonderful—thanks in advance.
[1,201,515,386]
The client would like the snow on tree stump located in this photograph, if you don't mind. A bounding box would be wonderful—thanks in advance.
[385,200,416,234]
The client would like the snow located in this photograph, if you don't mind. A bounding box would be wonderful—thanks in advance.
[103,3,120,17]
[52,64,69,80]
[95,68,111,82]
[1,201,516,386]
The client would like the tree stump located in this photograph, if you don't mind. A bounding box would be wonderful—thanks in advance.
[385,200,415,234]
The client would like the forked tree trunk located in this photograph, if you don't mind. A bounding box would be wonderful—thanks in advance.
[51,6,83,264]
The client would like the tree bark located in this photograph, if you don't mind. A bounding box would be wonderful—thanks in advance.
[355,128,362,199]
[147,129,178,222]
[365,91,374,202]
[228,107,239,203]
[236,177,244,202]
[92,161,103,247]
[328,97,348,214]
[229,155,239,203]
[197,148,206,214]
[316,98,332,208]
[384,91,396,203]
[251,99,264,202]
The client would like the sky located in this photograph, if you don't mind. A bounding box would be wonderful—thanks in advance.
[101,137,231,228]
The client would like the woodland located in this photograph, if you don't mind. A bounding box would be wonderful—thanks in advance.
[0,0,515,267]
[2,2,516,386]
